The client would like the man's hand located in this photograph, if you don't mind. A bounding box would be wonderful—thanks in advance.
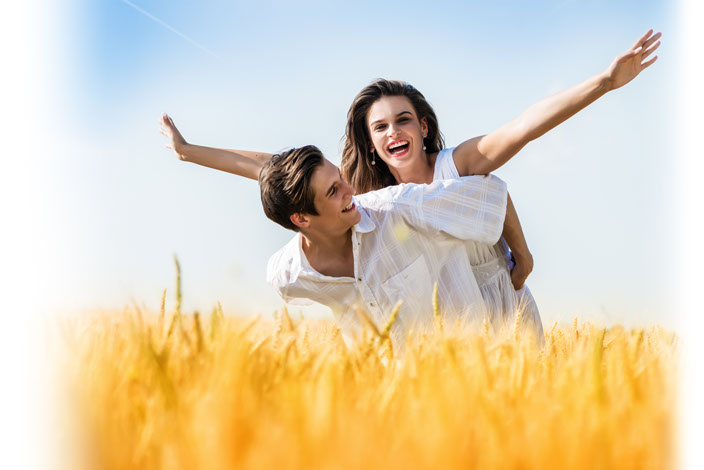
[510,252,533,291]
[603,29,661,91]
[159,113,188,160]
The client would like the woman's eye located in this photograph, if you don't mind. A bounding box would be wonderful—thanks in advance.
[399,118,409,123]
[374,125,386,131]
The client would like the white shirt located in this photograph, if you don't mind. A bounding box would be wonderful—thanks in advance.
[434,148,542,337]
[267,175,508,349]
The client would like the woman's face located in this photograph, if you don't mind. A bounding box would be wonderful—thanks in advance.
[366,95,428,171]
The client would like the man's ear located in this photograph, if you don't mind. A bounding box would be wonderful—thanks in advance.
[290,212,310,229]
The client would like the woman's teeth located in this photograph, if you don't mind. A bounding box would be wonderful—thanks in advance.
[388,141,409,155]
[342,201,354,212]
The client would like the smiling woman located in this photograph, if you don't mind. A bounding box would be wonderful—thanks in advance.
[342,80,444,194]
[333,28,661,337]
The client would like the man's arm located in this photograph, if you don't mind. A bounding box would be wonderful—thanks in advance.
[453,29,661,176]
[377,175,508,245]
[159,114,272,181]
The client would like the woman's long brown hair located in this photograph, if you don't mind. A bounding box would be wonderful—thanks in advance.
[340,79,445,194]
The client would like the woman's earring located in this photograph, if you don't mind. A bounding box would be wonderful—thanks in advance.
[423,134,427,151]
[371,147,376,165]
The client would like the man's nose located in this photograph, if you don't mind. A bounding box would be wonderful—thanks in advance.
[342,180,355,196]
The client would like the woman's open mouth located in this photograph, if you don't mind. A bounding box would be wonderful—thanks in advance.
[387,140,410,157]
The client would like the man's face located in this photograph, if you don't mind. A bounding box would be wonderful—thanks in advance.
[306,158,361,234]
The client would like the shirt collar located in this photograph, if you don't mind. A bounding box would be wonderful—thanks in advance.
[352,196,376,234]
[286,196,375,283]
[289,233,355,284]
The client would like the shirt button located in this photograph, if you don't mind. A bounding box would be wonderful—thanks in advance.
[369,302,375,307]
[357,278,362,281]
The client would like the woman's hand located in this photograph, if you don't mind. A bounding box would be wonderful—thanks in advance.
[510,252,533,291]
[603,29,661,91]
[159,113,188,160]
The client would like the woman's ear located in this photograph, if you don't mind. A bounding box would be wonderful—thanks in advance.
[420,117,429,138]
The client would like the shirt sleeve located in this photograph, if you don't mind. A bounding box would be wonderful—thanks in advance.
[266,252,314,306]
[388,175,508,244]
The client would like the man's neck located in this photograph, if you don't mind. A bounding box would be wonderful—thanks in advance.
[301,229,355,278]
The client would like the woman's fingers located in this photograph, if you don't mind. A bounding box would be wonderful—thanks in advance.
[641,40,661,60]
[160,113,176,128]
[641,55,658,69]
[641,32,662,51]
[631,28,653,50]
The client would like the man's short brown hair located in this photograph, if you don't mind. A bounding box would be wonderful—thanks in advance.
[259,145,323,232]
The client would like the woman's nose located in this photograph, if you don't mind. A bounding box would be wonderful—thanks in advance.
[387,124,400,137]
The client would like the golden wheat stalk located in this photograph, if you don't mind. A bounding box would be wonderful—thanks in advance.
[173,254,182,317]
[281,305,295,332]
[432,282,444,334]
[354,304,382,339]
[380,300,402,339]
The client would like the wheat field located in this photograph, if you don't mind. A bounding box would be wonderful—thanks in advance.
[53,264,678,470]
[53,303,678,469]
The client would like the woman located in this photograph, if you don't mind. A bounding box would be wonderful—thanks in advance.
[342,79,540,333]
[160,29,660,336]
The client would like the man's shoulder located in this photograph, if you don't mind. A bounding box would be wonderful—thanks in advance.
[266,234,300,287]
[266,234,316,306]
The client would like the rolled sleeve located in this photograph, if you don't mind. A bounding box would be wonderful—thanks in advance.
[396,175,508,243]
[266,251,314,306]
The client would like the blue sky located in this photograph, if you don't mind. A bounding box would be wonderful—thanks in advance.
[37,0,675,327]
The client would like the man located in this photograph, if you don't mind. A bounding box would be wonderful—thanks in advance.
[260,145,542,349]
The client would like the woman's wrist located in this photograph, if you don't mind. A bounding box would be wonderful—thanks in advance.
[512,250,534,269]
[596,71,615,93]
[175,142,191,161]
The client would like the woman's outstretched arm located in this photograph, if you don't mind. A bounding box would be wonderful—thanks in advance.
[453,29,661,176]
[159,114,272,181]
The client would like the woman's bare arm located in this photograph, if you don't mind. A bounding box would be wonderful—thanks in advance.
[159,114,272,181]
[502,194,532,290]
[453,29,661,176]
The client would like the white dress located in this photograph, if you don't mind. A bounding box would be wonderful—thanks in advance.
[434,148,544,339]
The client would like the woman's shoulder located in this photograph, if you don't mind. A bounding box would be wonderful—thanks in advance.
[432,147,460,181]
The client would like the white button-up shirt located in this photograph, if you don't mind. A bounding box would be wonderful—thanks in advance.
[267,175,508,349]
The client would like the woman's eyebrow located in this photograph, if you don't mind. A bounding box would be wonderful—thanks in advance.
[370,111,413,127]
